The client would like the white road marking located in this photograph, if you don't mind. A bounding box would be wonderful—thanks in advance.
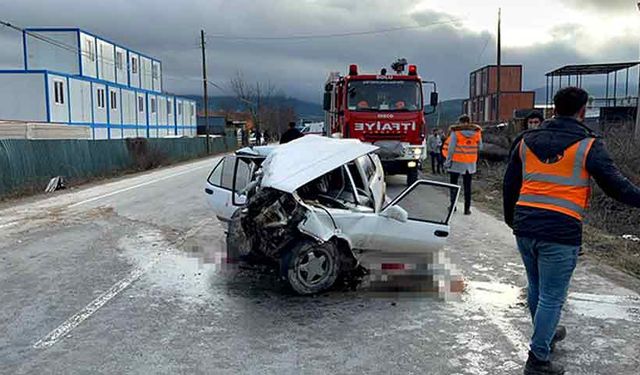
[33,258,159,349]
[68,165,210,209]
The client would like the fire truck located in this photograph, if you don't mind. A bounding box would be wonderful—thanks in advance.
[323,59,438,185]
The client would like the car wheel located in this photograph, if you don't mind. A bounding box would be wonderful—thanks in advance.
[226,210,253,263]
[407,168,418,186]
[282,240,340,295]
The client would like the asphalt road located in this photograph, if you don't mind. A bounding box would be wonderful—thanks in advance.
[1,156,640,374]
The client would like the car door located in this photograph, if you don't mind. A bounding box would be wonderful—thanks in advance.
[204,155,252,222]
[362,180,460,253]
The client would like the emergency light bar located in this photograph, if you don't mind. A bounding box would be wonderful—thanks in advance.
[408,65,417,76]
[349,64,358,75]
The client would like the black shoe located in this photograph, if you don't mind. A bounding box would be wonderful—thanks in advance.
[524,351,565,375]
[550,326,567,353]
[464,208,471,215]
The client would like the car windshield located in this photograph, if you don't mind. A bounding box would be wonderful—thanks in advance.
[347,80,422,112]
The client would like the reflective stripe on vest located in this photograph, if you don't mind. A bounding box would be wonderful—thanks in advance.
[516,137,595,220]
[451,130,481,163]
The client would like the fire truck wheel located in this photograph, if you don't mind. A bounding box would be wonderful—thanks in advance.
[407,168,418,186]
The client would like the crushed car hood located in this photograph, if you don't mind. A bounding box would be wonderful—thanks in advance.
[260,135,378,193]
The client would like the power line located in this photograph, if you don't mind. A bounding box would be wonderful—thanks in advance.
[206,19,459,41]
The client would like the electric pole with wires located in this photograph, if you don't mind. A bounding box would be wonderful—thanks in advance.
[200,29,210,153]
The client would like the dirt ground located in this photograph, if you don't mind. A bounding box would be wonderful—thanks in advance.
[469,161,640,279]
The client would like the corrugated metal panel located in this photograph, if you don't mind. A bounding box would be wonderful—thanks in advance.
[0,135,237,197]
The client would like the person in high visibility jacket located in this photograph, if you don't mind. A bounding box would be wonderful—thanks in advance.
[503,87,640,375]
[443,115,483,215]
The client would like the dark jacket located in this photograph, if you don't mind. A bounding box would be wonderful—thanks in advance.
[503,116,640,246]
[279,128,303,144]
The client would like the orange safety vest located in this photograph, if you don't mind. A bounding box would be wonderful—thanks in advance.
[516,137,595,221]
[442,130,481,163]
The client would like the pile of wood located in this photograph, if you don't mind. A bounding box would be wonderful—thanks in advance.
[0,121,91,140]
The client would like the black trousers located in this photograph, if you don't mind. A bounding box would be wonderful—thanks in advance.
[449,172,473,211]
[429,152,442,174]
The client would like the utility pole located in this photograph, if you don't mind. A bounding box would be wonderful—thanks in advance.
[200,29,210,153]
[635,2,640,141]
[496,8,502,125]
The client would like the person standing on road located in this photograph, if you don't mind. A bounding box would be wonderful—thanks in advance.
[443,115,483,215]
[427,129,442,174]
[280,121,303,144]
[503,87,640,375]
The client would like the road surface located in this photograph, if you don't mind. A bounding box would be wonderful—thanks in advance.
[1,156,639,374]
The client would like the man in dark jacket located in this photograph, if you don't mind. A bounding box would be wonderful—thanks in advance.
[279,121,303,144]
[503,87,640,375]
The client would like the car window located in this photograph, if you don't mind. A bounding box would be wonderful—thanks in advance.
[358,155,376,182]
[234,158,253,192]
[347,162,365,190]
[207,159,224,186]
[389,181,458,225]
[220,156,236,190]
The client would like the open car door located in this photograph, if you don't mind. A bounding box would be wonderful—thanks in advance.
[204,155,253,222]
[365,180,460,253]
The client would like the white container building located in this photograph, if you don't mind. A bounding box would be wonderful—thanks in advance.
[0,28,197,139]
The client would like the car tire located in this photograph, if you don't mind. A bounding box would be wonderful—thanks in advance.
[407,168,418,186]
[226,210,253,263]
[281,240,340,295]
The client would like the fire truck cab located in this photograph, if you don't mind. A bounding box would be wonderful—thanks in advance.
[323,60,438,185]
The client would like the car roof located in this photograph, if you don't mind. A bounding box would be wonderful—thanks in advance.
[260,135,378,193]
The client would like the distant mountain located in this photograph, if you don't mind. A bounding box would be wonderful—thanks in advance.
[183,95,324,120]
[185,95,465,127]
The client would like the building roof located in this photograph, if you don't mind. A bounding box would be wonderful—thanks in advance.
[545,62,640,77]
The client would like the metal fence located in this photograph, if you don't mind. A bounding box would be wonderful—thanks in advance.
[0,135,236,198]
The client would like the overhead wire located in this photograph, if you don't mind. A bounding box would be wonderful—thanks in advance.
[205,19,460,41]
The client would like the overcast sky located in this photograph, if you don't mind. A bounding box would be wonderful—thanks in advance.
[1,0,639,102]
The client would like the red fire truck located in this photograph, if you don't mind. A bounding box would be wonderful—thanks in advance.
[323,59,438,185]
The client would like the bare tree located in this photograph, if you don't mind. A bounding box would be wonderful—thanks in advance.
[229,72,277,133]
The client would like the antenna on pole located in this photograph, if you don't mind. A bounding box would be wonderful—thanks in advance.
[496,8,502,124]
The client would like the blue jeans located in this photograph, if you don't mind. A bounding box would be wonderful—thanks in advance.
[516,236,579,361]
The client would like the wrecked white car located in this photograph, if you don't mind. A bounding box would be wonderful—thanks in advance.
[205,135,460,294]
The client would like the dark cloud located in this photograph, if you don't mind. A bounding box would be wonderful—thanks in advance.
[0,0,637,104]
[559,0,636,13]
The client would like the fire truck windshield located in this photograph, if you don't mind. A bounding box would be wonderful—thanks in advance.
[347,80,421,112]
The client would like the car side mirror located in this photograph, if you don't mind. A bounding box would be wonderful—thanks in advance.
[430,92,439,107]
[323,92,331,111]
[381,205,408,222]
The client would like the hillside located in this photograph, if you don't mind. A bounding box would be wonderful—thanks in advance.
[184,95,464,127]
[183,95,324,120]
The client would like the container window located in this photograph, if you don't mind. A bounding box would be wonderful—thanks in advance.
[53,80,65,105]
[84,39,95,62]
[116,51,124,70]
[97,88,105,109]
[110,90,118,110]
[131,56,138,74]
[138,96,144,112]
[167,100,172,115]
[151,98,157,114]
[152,64,159,79]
